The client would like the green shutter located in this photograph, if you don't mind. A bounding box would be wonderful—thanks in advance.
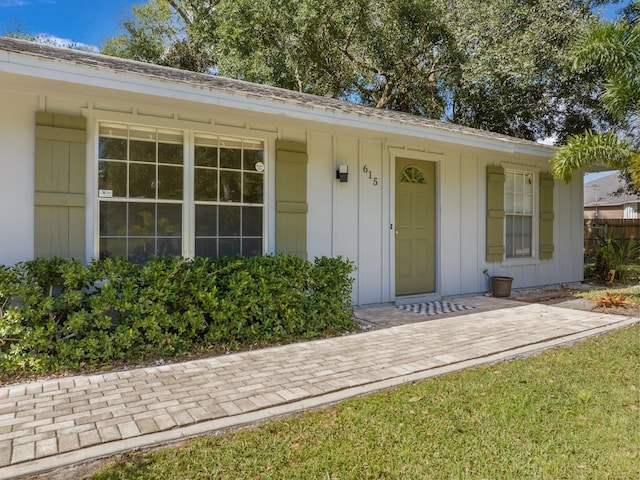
[539,172,555,260]
[275,140,308,258]
[34,112,86,260]
[486,165,505,262]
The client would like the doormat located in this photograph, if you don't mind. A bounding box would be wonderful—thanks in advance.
[397,301,475,315]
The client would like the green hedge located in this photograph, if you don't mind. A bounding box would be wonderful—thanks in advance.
[0,255,355,376]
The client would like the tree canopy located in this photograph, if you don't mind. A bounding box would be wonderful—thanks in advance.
[439,0,622,140]
[551,3,640,189]
[100,0,624,143]
[101,0,218,72]
[215,0,458,118]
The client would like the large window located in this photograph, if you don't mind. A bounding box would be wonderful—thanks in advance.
[194,134,264,258]
[98,124,184,263]
[97,123,264,262]
[504,170,534,258]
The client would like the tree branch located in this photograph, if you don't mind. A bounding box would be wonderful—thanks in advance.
[167,0,193,26]
[375,81,395,109]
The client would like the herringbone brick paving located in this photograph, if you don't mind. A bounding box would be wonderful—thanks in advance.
[0,297,637,479]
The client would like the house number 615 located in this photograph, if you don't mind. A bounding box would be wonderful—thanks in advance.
[362,165,379,186]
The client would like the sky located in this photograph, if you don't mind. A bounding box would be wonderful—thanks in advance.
[0,0,140,49]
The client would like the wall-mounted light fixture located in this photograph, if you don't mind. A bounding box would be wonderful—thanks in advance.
[336,165,349,182]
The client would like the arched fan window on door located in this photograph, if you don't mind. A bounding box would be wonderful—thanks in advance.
[400,166,426,184]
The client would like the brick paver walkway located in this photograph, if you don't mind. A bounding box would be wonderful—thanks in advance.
[0,298,637,479]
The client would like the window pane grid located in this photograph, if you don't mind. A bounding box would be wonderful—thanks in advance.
[505,170,534,259]
[99,124,184,262]
[193,134,264,259]
[194,203,263,259]
[505,215,532,258]
[505,171,533,215]
[99,124,264,261]
[99,201,182,263]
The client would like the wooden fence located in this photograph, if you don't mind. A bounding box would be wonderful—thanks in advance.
[584,219,640,258]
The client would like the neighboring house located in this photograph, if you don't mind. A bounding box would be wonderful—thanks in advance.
[584,173,640,220]
[0,37,584,306]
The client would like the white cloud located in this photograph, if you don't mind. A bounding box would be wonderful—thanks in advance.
[0,1,32,7]
[34,34,98,52]
[0,0,57,7]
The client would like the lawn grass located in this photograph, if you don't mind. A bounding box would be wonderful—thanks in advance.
[90,324,640,480]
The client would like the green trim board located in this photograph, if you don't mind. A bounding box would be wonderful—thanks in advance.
[35,125,86,143]
[486,165,505,262]
[275,140,308,258]
[538,172,555,260]
[34,112,86,260]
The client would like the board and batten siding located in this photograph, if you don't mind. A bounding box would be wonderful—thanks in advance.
[440,154,582,296]
[34,112,86,260]
[478,161,583,290]
[306,132,334,258]
[439,151,485,295]
[357,139,385,305]
[305,134,389,305]
[0,83,584,305]
[332,137,361,304]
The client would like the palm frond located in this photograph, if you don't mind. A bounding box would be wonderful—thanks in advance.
[629,151,640,189]
[601,76,640,121]
[551,131,635,183]
[573,21,640,75]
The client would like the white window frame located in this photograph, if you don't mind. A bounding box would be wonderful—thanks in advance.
[93,119,269,262]
[191,132,266,259]
[503,167,538,263]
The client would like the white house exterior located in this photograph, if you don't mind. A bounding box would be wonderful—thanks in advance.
[0,37,584,306]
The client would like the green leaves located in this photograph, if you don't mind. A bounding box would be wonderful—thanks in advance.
[0,255,356,378]
[101,0,215,72]
[215,0,452,116]
[551,11,640,190]
[441,0,600,140]
[573,20,640,74]
[552,131,634,183]
[572,18,640,122]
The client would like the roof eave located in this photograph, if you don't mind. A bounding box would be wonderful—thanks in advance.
[0,42,553,158]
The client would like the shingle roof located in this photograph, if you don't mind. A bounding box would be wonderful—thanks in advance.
[0,36,548,151]
[584,172,640,207]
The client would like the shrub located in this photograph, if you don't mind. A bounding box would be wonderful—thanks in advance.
[0,255,356,378]
[583,262,595,280]
[594,248,613,284]
[597,234,640,284]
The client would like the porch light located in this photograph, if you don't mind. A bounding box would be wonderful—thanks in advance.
[336,165,349,182]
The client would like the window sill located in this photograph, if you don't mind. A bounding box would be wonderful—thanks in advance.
[501,257,540,267]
